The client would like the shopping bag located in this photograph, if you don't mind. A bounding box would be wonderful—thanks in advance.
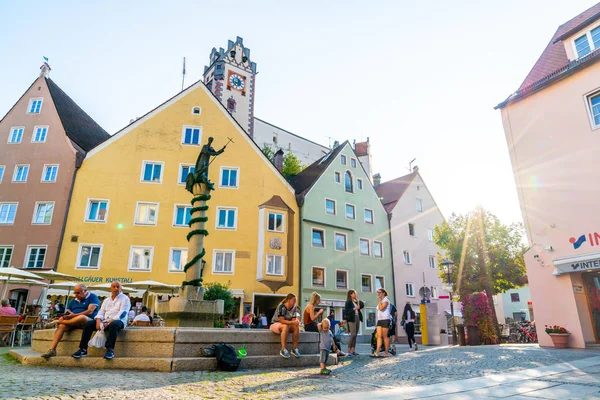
[88,324,106,348]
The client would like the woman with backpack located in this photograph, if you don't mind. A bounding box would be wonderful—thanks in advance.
[344,289,364,356]
[270,293,301,359]
[303,292,323,332]
[403,303,418,350]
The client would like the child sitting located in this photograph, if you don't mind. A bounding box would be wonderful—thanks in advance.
[318,318,338,375]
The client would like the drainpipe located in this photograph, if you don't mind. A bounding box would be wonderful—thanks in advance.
[297,200,303,304]
[387,212,397,306]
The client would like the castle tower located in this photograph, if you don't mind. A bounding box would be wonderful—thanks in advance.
[203,36,257,137]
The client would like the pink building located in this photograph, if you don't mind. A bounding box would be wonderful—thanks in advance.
[496,3,600,348]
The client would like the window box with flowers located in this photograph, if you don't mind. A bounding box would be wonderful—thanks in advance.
[545,325,570,348]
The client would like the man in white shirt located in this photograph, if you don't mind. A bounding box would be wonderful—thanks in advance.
[131,306,151,326]
[72,281,131,360]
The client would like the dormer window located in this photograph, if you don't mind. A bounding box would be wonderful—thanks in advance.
[574,26,600,58]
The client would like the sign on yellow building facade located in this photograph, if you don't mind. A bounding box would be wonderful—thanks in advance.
[56,80,299,319]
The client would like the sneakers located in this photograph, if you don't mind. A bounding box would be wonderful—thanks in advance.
[320,368,331,375]
[41,349,56,359]
[291,348,301,358]
[104,348,115,359]
[352,352,359,356]
[279,348,290,359]
[338,351,347,357]
[44,320,59,329]
[71,349,87,359]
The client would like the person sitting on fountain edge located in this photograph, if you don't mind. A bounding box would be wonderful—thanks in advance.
[72,281,131,360]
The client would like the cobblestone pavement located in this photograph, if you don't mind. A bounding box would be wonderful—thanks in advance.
[2,344,599,400]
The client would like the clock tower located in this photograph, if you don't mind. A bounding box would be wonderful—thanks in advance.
[204,36,257,137]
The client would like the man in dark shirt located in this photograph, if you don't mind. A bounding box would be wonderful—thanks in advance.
[41,284,100,359]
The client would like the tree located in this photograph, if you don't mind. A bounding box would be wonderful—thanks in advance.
[261,145,306,180]
[434,207,527,334]
[261,145,275,162]
[203,281,236,317]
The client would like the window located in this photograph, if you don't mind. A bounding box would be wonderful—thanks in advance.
[266,254,284,276]
[336,270,348,289]
[406,282,415,297]
[375,276,385,291]
[174,205,192,227]
[268,212,284,232]
[364,208,374,224]
[428,228,434,241]
[511,293,520,303]
[32,126,48,143]
[141,161,163,183]
[135,202,158,225]
[335,233,347,251]
[42,165,58,182]
[27,98,43,114]
[86,200,108,222]
[169,248,188,272]
[312,228,325,248]
[312,267,325,287]
[403,251,412,264]
[361,274,372,292]
[77,244,102,269]
[334,172,341,183]
[345,204,355,220]
[182,126,201,145]
[216,208,237,229]
[8,127,23,143]
[431,286,438,299]
[416,199,423,212]
[25,246,46,268]
[0,203,17,224]
[0,166,4,183]
[345,171,353,193]
[191,106,201,115]
[574,26,600,59]
[213,250,235,273]
[340,155,347,165]
[220,167,239,188]
[357,178,363,190]
[13,165,29,182]
[0,246,13,268]
[325,199,336,215]
[429,256,436,269]
[373,241,383,258]
[366,309,376,329]
[179,164,195,185]
[359,238,370,255]
[128,246,153,271]
[409,223,415,236]
[32,202,54,225]
[351,158,357,168]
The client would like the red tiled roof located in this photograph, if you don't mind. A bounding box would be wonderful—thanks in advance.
[375,171,418,213]
[355,141,368,157]
[518,3,600,90]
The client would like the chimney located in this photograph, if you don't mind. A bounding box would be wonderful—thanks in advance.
[373,173,381,189]
[332,140,340,149]
[274,149,284,172]
[413,165,419,172]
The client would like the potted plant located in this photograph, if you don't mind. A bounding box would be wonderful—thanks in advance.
[545,325,570,348]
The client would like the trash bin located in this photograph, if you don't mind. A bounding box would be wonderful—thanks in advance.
[457,324,466,346]
[467,325,480,346]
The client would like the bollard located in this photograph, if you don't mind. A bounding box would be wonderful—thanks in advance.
[420,302,428,346]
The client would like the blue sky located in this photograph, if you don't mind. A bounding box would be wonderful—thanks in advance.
[1,1,596,225]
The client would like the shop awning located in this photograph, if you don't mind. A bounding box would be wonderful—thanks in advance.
[553,252,600,275]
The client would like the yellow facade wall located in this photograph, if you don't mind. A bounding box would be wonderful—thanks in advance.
[56,82,299,309]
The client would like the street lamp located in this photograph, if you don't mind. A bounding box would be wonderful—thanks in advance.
[441,258,457,345]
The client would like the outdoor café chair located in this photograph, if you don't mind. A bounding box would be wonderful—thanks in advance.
[0,316,20,347]
[132,321,151,327]
[17,315,40,346]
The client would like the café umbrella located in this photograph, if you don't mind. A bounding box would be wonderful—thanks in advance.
[0,267,43,299]
[127,280,180,307]
[48,281,81,310]
[33,271,81,311]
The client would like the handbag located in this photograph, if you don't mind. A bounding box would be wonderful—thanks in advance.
[88,324,106,348]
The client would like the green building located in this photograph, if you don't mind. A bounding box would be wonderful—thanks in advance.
[290,142,394,333]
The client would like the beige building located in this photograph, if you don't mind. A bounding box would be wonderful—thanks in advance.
[0,64,109,309]
[496,3,600,348]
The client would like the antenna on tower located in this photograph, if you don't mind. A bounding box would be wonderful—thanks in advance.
[181,57,186,92]
[408,158,416,172]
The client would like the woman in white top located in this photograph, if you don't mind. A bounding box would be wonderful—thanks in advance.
[372,288,391,357]
[403,303,418,350]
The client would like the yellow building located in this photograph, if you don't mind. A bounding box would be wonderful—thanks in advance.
[56,79,299,319]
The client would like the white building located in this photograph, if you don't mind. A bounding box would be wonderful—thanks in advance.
[494,286,533,324]
[375,167,454,340]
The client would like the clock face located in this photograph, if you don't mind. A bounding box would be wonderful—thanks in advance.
[229,74,245,90]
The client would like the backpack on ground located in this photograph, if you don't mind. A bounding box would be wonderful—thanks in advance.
[213,343,241,372]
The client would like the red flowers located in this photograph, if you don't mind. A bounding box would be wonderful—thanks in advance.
[545,325,569,334]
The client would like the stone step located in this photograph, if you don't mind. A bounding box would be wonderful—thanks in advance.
[9,348,337,372]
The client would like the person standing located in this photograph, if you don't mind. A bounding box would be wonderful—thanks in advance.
[371,288,391,358]
[303,292,323,333]
[260,313,268,329]
[72,281,131,360]
[242,312,252,329]
[403,303,418,350]
[344,290,364,356]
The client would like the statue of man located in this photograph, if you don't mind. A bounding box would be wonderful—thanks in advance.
[186,137,227,192]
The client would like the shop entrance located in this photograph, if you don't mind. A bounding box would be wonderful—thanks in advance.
[583,272,600,342]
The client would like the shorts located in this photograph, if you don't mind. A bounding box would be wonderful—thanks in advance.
[377,319,391,328]
[320,349,330,364]
[270,322,283,334]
